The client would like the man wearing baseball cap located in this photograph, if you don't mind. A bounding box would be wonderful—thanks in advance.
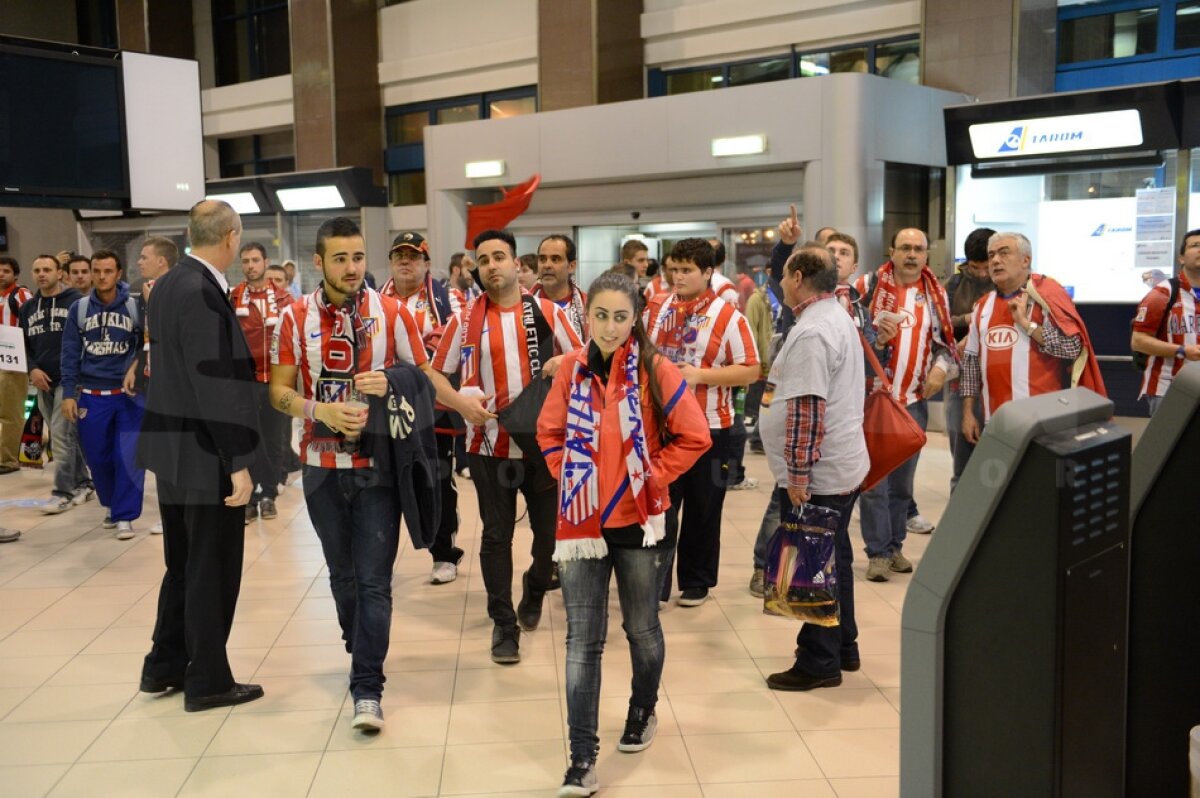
[383,232,466,584]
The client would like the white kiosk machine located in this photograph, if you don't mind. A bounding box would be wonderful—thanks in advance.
[1126,362,1200,796]
[901,389,1130,797]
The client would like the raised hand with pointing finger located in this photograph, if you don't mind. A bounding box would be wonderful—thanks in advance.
[779,203,802,246]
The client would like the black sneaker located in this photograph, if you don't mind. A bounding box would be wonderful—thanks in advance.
[491,624,520,664]
[767,666,842,691]
[557,760,598,797]
[677,587,708,607]
[617,706,657,752]
[516,570,545,631]
[244,503,258,525]
[259,498,278,520]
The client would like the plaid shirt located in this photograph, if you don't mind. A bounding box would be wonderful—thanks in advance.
[961,313,1080,398]
[784,395,825,493]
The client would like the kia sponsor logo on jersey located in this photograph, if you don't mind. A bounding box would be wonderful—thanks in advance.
[985,325,1020,350]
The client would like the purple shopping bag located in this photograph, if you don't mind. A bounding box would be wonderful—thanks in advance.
[762,501,840,626]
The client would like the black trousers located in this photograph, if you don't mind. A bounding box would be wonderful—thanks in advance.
[429,431,464,565]
[142,477,246,698]
[659,427,733,597]
[468,453,557,626]
[249,383,289,501]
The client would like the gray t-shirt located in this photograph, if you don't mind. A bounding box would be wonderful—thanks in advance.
[761,297,869,495]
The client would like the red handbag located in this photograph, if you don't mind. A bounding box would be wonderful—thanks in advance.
[860,333,926,491]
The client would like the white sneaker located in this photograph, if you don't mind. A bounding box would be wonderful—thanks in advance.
[727,476,759,491]
[351,698,384,732]
[430,561,458,585]
[150,522,164,535]
[115,521,134,541]
[906,514,935,534]
[72,486,96,506]
[41,495,75,515]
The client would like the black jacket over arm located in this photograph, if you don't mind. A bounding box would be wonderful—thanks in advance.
[137,256,259,492]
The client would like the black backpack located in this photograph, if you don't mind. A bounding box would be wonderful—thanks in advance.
[1131,278,1180,372]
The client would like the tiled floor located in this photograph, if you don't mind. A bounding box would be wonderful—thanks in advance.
[0,434,959,797]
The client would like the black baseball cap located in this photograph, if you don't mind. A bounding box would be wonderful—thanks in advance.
[389,231,430,259]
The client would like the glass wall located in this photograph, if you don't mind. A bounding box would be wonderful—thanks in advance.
[955,155,1180,303]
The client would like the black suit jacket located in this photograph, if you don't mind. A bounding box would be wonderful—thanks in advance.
[137,256,259,492]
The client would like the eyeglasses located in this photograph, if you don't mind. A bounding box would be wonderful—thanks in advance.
[893,244,927,254]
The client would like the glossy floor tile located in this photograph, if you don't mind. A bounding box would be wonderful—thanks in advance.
[0,433,966,796]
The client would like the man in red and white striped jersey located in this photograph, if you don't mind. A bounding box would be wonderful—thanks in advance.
[961,232,1105,442]
[432,228,582,665]
[644,238,759,607]
[231,242,293,524]
[531,234,587,340]
[707,238,742,307]
[269,217,486,732]
[853,228,955,582]
[1131,228,1200,415]
[0,257,34,474]
[380,230,468,585]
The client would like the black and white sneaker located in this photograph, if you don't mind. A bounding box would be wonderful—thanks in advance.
[351,698,384,732]
[617,706,657,752]
[677,587,708,607]
[557,760,598,797]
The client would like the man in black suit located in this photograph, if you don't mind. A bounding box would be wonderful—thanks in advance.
[138,199,264,711]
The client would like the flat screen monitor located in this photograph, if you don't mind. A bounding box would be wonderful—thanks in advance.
[0,43,128,203]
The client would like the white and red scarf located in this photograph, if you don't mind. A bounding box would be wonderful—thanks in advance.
[869,262,957,359]
[555,339,666,561]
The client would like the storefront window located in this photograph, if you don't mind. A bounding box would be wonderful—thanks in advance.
[1058,7,1158,64]
[955,155,1179,303]
[436,104,481,125]
[876,40,920,84]
[490,96,537,119]
[799,47,869,76]
[389,171,426,207]
[666,68,723,94]
[728,58,791,87]
[387,111,428,146]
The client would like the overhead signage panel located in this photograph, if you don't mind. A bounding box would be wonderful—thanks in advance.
[968,109,1143,160]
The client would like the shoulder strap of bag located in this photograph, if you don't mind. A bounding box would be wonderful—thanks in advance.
[1159,278,1181,338]
[75,295,90,329]
[858,331,893,393]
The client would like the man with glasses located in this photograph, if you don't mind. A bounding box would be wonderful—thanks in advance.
[854,229,955,582]
[961,231,1105,440]
[1131,229,1200,415]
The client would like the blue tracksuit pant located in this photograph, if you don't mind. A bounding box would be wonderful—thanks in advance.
[77,392,145,522]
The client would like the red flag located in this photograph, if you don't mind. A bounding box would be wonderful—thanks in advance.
[465,174,541,248]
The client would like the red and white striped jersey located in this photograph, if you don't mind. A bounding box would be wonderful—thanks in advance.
[1134,275,1199,398]
[644,291,759,429]
[965,292,1064,420]
[380,280,462,349]
[854,276,937,406]
[272,287,427,469]
[432,296,582,458]
[1,285,32,326]
[643,275,669,304]
[711,271,740,307]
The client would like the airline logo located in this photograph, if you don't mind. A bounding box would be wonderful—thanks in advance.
[969,110,1143,160]
[1090,224,1133,237]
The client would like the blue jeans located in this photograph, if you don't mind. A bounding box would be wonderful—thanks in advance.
[859,399,928,558]
[943,384,982,492]
[780,487,861,677]
[38,386,90,498]
[560,543,665,764]
[302,466,400,701]
[753,490,781,571]
[1147,396,1162,416]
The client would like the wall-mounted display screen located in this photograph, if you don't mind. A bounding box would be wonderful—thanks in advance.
[0,45,127,200]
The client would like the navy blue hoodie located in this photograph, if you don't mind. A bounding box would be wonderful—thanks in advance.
[60,282,143,396]
[19,285,84,386]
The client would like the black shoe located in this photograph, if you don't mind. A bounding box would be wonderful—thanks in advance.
[517,570,545,631]
[244,503,258,525]
[139,674,184,693]
[259,498,277,519]
[617,706,658,752]
[766,667,842,692]
[841,656,861,672]
[547,562,561,591]
[491,624,521,665]
[677,587,708,607]
[558,760,598,797]
[184,682,264,712]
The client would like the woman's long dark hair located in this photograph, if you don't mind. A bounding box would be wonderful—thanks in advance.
[585,272,668,438]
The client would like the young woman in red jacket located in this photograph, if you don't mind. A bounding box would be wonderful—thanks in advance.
[537,272,711,797]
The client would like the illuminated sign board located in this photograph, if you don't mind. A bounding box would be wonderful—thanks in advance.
[969,110,1143,159]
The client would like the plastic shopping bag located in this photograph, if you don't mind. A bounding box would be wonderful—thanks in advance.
[762,500,840,626]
